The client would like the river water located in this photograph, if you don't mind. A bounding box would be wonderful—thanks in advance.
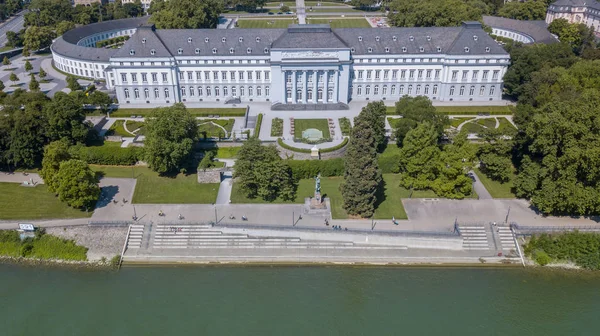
[1,265,599,335]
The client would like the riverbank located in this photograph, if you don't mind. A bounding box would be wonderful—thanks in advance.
[0,255,118,270]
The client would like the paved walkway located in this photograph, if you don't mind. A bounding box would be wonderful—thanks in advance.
[0,172,43,184]
[216,171,233,204]
[296,0,306,24]
[470,170,492,200]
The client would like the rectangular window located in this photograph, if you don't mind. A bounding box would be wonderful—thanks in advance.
[435,70,440,79]
[492,70,499,80]
[409,70,415,79]
[162,73,168,82]
[375,70,380,79]
[230,71,236,80]
[265,71,270,80]
[256,71,261,80]
[179,72,184,80]
[239,71,244,80]
[247,71,252,80]
[452,71,458,80]
[482,70,489,80]
[462,71,468,80]
[426,70,432,79]
[196,71,202,80]
[141,73,147,82]
[392,70,398,79]
[366,70,372,79]
[121,73,127,82]
[213,71,218,80]
[472,71,479,80]
[384,70,389,80]
[401,70,406,79]
[222,71,227,80]
[418,70,423,79]
[188,72,193,80]
[358,70,364,79]
[204,71,210,80]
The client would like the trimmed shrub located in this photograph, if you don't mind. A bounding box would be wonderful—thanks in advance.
[254,113,263,138]
[321,137,349,153]
[69,144,143,165]
[287,158,345,179]
[277,137,348,154]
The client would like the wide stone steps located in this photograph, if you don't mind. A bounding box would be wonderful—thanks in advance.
[126,224,145,249]
[458,225,491,251]
[497,226,516,251]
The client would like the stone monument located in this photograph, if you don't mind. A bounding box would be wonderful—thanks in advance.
[310,173,327,209]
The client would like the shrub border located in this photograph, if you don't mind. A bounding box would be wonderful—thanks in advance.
[254,113,263,138]
[277,137,348,154]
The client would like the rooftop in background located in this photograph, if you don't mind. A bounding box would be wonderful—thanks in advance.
[482,16,558,44]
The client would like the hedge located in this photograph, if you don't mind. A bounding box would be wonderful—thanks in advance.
[69,144,143,165]
[277,137,348,154]
[287,158,344,179]
[254,113,263,138]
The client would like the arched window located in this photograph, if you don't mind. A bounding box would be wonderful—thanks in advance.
[223,86,228,96]
[124,88,129,98]
[265,86,270,96]
[198,86,203,96]
[256,86,261,96]
[365,85,371,95]
[416,85,421,95]
[399,85,404,94]
[248,86,253,96]
[144,88,149,98]
[374,85,379,95]
[215,87,220,96]
[391,85,396,95]
[206,87,211,96]
[297,89,302,100]
[489,86,495,95]
[189,86,194,96]
[317,88,323,101]
[459,86,465,96]
[407,85,412,94]
[240,86,245,96]
[449,86,455,96]
[180,87,186,97]
[480,85,485,96]
[433,85,438,95]
[469,86,475,96]
[307,89,313,100]
[164,88,170,98]
[424,85,429,95]
[356,86,362,96]
[382,85,387,95]
[231,87,236,97]
[134,88,139,98]
[327,89,333,101]
[154,88,159,98]
[286,89,292,100]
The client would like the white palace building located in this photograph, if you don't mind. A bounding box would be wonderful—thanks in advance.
[51,17,509,109]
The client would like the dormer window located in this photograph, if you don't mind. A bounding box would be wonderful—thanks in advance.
[473,35,478,41]
[229,48,234,54]
[239,37,243,42]
[392,36,397,42]
[351,47,355,53]
[264,48,269,53]
[385,47,390,53]
[464,47,469,53]
[419,47,424,52]
[402,47,407,52]
[375,36,380,42]
[485,47,490,53]
[436,46,442,52]
[212,48,217,54]
[129,49,135,55]
[141,38,146,44]
[195,48,200,54]
[150,49,155,55]
[358,36,362,41]
[222,37,226,42]
[177,48,183,55]
[187,37,192,43]
[204,37,209,43]
[426,36,431,41]
[409,36,414,41]
[255,37,260,42]
[247,47,252,53]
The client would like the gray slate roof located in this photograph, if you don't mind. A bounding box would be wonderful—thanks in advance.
[61,17,149,44]
[272,24,349,49]
[483,16,558,44]
[549,0,600,11]
[112,25,173,58]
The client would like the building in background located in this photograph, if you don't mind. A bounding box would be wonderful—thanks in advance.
[73,0,107,5]
[483,16,557,44]
[121,0,153,11]
[546,0,600,36]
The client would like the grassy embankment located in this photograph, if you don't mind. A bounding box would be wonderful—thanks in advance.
[0,230,88,261]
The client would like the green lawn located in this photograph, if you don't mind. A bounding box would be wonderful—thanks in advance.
[497,117,517,136]
[449,117,475,128]
[461,121,486,134]
[106,120,131,137]
[271,118,284,137]
[109,107,245,117]
[307,18,371,27]
[294,119,331,139]
[0,230,88,260]
[339,117,351,136]
[125,120,145,134]
[476,118,497,129]
[474,168,516,198]
[387,105,512,116]
[214,146,241,159]
[0,183,93,220]
[236,19,297,28]
[198,119,235,138]
[89,165,220,204]
[387,117,402,129]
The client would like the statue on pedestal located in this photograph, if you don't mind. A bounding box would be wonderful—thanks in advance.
[308,173,327,210]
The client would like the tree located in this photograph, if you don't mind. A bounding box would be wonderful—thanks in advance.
[0,80,4,92]
[497,0,547,21]
[23,26,56,51]
[548,19,597,56]
[22,47,30,57]
[6,103,48,167]
[388,0,490,27]
[479,153,512,182]
[280,5,290,12]
[40,140,71,192]
[29,74,40,91]
[431,131,475,198]
[340,112,382,217]
[9,73,18,82]
[25,0,73,28]
[150,0,224,29]
[144,103,199,174]
[6,29,24,48]
[38,67,47,79]
[88,90,112,112]
[2,56,10,65]
[393,95,448,145]
[198,151,216,172]
[44,91,91,143]
[56,20,75,35]
[24,60,33,72]
[66,75,81,91]
[398,122,440,190]
[360,101,387,151]
[233,137,295,201]
[55,159,100,209]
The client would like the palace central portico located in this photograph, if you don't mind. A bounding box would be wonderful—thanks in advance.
[51,19,509,109]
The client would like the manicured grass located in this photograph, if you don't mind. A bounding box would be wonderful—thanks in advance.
[215,146,241,159]
[266,1,348,6]
[435,106,513,115]
[474,168,516,199]
[109,107,246,117]
[497,117,517,136]
[0,183,93,220]
[461,121,486,134]
[387,117,402,129]
[236,19,297,29]
[198,119,235,138]
[449,117,475,128]
[476,118,497,129]
[307,18,371,27]
[0,230,88,260]
[106,120,131,137]
[125,120,145,133]
[271,117,283,137]
[294,119,331,139]
[90,165,152,178]
[339,117,351,136]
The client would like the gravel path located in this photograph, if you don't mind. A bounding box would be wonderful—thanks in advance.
[46,226,128,261]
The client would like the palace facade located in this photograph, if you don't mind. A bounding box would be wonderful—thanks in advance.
[546,0,600,36]
[51,18,509,108]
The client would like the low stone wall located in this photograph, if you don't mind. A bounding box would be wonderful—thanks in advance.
[197,169,222,183]
[277,143,347,160]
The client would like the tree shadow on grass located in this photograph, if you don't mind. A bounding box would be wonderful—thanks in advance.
[373,178,387,211]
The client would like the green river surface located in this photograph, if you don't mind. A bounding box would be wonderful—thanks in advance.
[2,265,600,335]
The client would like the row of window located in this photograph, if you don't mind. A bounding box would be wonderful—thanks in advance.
[180,86,269,98]
[451,70,500,81]
[180,70,270,82]
[286,88,334,102]
[353,84,496,96]
[81,29,134,47]
[353,58,508,64]
[286,71,335,84]
[356,69,440,81]
[124,87,171,99]
[56,63,101,79]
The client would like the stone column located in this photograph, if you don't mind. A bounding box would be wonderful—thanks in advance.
[333,70,339,103]
[302,70,308,104]
[313,70,319,103]
[324,70,329,103]
[282,70,287,103]
[292,70,297,103]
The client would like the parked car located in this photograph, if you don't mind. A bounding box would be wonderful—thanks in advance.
[268,12,274,15]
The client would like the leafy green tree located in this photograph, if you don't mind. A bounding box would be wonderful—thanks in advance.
[0,80,4,92]
[360,101,387,151]
[398,122,440,190]
[56,20,75,35]
[6,29,24,48]
[24,60,33,72]
[548,19,597,56]
[88,90,112,112]
[22,47,30,57]
[280,5,290,12]
[479,153,512,182]
[2,56,10,65]
[198,151,216,171]
[9,72,18,82]
[44,91,90,143]
[25,0,73,27]
[388,0,489,27]
[38,67,47,78]
[233,137,295,201]
[340,113,382,217]
[7,103,48,167]
[150,0,224,29]
[40,140,71,192]
[29,74,40,91]
[23,26,56,51]
[55,159,100,209]
[497,0,547,21]
[144,103,199,174]
[66,75,81,91]
[431,131,475,198]
[393,95,448,145]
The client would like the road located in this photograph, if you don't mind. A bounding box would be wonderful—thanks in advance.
[0,11,25,48]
